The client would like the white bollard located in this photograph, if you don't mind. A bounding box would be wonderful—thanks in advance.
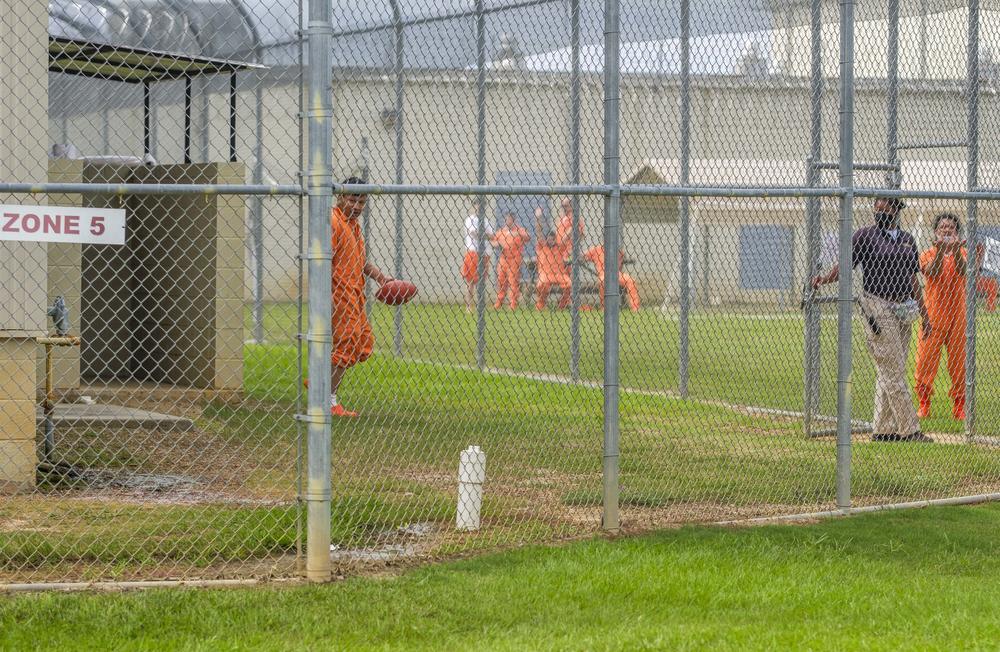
[456,445,486,531]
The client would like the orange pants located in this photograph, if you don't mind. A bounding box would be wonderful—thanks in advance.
[978,276,998,311]
[495,257,522,309]
[598,274,640,312]
[332,298,374,369]
[461,251,489,284]
[915,314,965,404]
[536,279,571,310]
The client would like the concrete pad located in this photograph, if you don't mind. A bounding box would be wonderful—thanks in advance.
[36,403,194,431]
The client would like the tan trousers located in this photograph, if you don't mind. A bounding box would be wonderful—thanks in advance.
[859,293,921,436]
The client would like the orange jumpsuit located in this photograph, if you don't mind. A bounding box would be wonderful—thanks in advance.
[492,225,529,309]
[331,206,374,368]
[584,245,640,312]
[535,241,572,310]
[915,246,966,410]
[556,212,583,263]
[978,276,998,311]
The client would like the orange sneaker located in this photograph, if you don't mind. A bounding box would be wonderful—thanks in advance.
[331,404,359,418]
[953,400,966,421]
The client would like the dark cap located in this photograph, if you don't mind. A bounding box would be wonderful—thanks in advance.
[875,196,906,211]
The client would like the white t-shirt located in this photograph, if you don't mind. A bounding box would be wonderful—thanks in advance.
[464,213,495,252]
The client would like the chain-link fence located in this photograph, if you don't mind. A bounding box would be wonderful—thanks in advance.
[2,0,1000,587]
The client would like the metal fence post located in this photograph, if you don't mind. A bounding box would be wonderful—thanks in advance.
[804,0,823,438]
[475,0,489,370]
[886,0,900,186]
[678,0,691,399]
[965,0,981,438]
[602,0,621,532]
[252,82,266,344]
[304,0,334,582]
[835,0,856,512]
[392,0,406,358]
[569,0,583,382]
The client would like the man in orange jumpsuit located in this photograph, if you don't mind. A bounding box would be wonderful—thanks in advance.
[915,213,970,421]
[555,197,583,263]
[490,212,530,309]
[534,214,572,310]
[329,178,392,417]
[583,244,640,312]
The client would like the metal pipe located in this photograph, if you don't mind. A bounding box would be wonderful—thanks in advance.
[230,74,238,163]
[35,336,80,463]
[835,0,856,512]
[803,0,823,439]
[199,77,210,162]
[679,0,691,399]
[855,187,1000,201]
[185,77,193,164]
[0,183,302,195]
[331,183,848,197]
[44,343,55,461]
[251,82,266,344]
[965,0,981,438]
[393,1,406,358]
[569,0,582,381]
[896,140,968,150]
[0,579,263,593]
[919,0,929,78]
[304,0,335,582]
[361,137,373,318]
[886,0,900,187]
[295,0,306,576]
[143,80,151,158]
[716,492,1000,526]
[474,0,489,370]
[602,0,621,532]
[811,161,899,171]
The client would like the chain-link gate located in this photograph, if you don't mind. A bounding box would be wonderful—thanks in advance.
[3,0,1000,588]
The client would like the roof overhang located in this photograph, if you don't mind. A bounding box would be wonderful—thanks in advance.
[48,36,265,84]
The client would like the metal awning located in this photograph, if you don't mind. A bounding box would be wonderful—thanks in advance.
[49,36,265,162]
[48,36,264,84]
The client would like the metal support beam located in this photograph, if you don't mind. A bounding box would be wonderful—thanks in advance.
[474,0,489,370]
[569,0,583,381]
[835,0,856,512]
[304,0,335,583]
[965,0,981,438]
[887,0,900,187]
[679,0,692,399]
[251,80,265,343]
[393,1,406,358]
[185,77,193,165]
[143,80,151,158]
[803,0,823,439]
[229,73,238,163]
[602,0,622,532]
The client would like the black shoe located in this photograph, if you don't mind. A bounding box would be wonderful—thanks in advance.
[900,432,934,443]
[872,433,901,442]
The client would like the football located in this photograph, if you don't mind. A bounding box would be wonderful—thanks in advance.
[376,279,418,305]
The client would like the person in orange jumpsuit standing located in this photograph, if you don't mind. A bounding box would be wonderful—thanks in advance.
[555,197,583,263]
[329,178,393,417]
[915,213,971,421]
[490,212,530,309]
[534,212,572,310]
[583,244,640,312]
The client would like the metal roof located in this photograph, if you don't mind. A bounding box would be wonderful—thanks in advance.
[49,36,264,83]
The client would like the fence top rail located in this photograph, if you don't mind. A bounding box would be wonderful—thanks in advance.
[0,183,303,196]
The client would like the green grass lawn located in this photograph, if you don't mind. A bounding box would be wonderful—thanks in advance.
[3,504,1000,651]
[2,302,996,584]
[255,301,1000,436]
